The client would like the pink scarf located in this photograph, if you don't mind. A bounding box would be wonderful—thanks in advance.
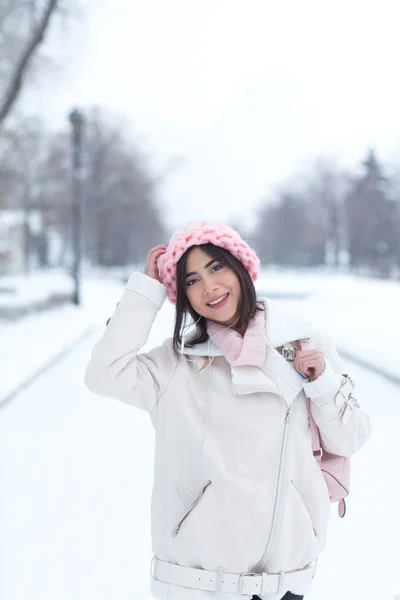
[206,308,267,368]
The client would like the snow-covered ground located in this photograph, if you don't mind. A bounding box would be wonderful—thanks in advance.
[1,269,399,599]
[0,278,123,402]
[0,271,74,310]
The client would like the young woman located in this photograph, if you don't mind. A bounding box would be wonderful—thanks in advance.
[85,220,371,600]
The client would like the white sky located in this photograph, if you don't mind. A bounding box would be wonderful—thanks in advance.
[21,0,400,231]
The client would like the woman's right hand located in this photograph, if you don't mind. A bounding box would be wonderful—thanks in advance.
[144,244,167,283]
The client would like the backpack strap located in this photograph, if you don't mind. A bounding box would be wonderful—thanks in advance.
[277,339,348,517]
[296,339,323,463]
[305,396,323,463]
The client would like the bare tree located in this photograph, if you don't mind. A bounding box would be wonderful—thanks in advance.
[254,192,312,266]
[1,111,168,269]
[0,0,60,127]
[303,160,351,268]
[83,109,167,266]
[252,151,400,278]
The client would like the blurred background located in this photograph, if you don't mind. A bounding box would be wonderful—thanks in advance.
[1,2,400,600]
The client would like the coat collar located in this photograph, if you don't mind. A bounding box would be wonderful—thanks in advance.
[181,298,316,406]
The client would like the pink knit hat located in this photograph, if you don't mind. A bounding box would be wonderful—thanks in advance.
[158,220,260,304]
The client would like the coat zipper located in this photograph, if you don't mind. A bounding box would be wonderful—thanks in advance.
[253,406,292,570]
[172,480,212,537]
[291,479,318,536]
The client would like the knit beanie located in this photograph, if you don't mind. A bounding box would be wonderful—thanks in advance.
[158,220,260,304]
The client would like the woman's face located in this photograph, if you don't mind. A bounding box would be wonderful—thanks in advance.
[184,247,241,326]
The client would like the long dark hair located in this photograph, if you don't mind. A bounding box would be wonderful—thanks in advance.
[172,243,263,358]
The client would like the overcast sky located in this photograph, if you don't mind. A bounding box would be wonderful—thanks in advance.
[22,0,400,232]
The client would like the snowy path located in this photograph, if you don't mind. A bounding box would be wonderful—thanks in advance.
[1,325,399,600]
[1,331,154,600]
[307,363,400,600]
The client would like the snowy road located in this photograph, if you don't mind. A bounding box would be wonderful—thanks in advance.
[1,326,399,600]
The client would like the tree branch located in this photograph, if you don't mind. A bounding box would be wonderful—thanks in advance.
[0,0,59,127]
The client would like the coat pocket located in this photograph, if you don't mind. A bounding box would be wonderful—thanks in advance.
[291,479,318,537]
[172,480,212,537]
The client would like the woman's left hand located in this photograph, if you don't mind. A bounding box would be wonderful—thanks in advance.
[294,349,326,381]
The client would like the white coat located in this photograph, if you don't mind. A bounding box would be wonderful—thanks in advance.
[85,273,371,600]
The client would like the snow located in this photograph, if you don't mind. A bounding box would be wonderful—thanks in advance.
[1,269,399,599]
[0,272,73,316]
[257,269,400,381]
[0,209,26,227]
[307,363,400,600]
[0,271,77,309]
[0,209,44,230]
[0,277,123,402]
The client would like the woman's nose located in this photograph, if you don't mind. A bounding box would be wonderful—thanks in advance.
[203,278,219,295]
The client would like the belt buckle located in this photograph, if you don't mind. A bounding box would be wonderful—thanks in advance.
[239,572,262,595]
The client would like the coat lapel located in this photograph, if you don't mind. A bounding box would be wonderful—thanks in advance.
[263,298,315,405]
[263,345,304,405]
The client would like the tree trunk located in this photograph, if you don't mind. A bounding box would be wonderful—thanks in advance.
[0,0,59,127]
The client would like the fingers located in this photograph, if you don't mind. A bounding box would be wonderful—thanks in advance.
[148,245,167,264]
[106,302,120,327]
[294,359,310,378]
[145,244,167,281]
[147,244,167,259]
[295,355,316,371]
[149,244,168,252]
[294,350,325,380]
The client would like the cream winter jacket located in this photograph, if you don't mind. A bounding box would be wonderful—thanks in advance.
[84,273,371,600]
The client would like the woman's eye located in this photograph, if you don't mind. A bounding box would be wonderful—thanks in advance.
[211,264,223,273]
[186,278,197,287]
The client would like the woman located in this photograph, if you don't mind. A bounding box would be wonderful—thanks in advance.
[85,220,371,600]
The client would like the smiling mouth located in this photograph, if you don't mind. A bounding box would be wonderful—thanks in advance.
[207,293,229,306]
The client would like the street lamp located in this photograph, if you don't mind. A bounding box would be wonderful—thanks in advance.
[68,108,84,305]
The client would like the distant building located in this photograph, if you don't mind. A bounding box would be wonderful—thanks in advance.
[0,209,45,274]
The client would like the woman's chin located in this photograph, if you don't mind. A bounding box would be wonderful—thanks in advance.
[209,310,238,327]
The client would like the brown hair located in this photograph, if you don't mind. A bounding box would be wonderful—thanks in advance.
[172,243,262,358]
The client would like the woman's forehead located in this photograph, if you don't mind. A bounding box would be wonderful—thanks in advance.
[186,246,214,269]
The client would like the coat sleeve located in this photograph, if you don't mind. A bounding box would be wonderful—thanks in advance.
[84,272,177,412]
[302,334,371,457]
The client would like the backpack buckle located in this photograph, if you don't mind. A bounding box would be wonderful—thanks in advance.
[280,345,296,361]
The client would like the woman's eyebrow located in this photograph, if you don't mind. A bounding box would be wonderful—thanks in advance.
[185,259,217,279]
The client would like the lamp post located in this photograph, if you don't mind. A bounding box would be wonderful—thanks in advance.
[68,108,84,305]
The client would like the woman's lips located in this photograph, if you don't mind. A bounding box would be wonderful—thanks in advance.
[206,293,229,309]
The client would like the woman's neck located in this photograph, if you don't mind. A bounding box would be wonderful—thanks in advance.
[208,316,245,337]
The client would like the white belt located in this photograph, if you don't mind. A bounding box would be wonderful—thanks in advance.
[152,557,317,596]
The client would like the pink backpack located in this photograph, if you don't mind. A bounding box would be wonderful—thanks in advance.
[305,395,350,517]
[280,339,350,518]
